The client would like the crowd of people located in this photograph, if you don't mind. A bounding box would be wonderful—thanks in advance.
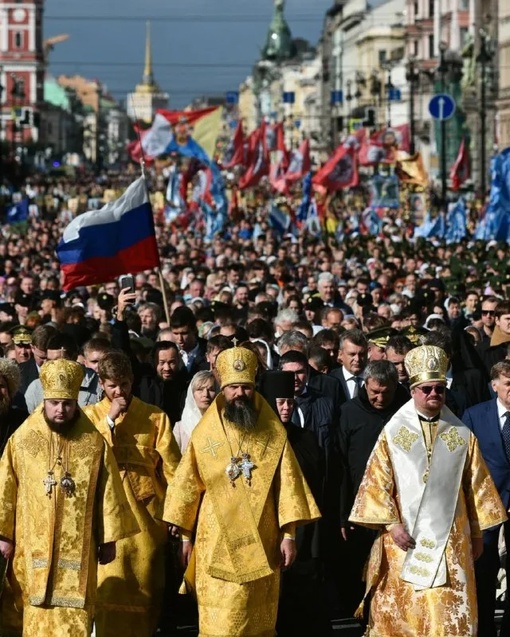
[0,171,510,636]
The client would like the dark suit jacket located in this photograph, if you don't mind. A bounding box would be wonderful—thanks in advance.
[186,338,209,377]
[462,399,510,511]
[19,358,39,394]
[328,366,352,404]
[338,385,409,524]
[450,368,491,414]
[308,368,346,423]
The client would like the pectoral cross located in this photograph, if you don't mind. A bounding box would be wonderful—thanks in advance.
[239,453,255,486]
[43,471,57,496]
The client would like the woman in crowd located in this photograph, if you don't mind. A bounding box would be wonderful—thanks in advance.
[173,370,216,453]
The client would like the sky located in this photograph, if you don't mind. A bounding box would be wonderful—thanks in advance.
[44,0,333,109]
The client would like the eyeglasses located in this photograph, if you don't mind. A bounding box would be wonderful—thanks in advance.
[481,310,495,316]
[417,385,445,396]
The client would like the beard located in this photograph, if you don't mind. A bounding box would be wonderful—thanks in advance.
[224,395,257,431]
[44,410,81,436]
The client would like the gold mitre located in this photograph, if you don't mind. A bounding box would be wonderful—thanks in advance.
[404,345,448,389]
[216,346,258,389]
[40,359,84,400]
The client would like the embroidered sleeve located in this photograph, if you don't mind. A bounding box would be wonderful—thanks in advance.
[349,431,401,528]
[0,438,18,541]
[161,440,205,533]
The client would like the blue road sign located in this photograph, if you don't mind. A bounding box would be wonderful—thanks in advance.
[225,91,239,105]
[331,90,343,105]
[428,94,456,121]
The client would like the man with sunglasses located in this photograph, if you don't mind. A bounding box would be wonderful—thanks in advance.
[479,296,499,348]
[480,299,510,375]
[349,345,506,637]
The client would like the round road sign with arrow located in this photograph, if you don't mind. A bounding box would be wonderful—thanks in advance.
[428,94,456,121]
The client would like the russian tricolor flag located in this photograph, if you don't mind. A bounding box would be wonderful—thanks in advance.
[57,177,160,290]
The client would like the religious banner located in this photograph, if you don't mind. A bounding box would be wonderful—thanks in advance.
[312,144,358,192]
[370,174,400,209]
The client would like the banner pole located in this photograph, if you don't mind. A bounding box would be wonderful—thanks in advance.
[157,268,171,325]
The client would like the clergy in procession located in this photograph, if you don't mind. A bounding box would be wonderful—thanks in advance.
[84,351,181,637]
[349,345,507,637]
[163,344,320,637]
[0,359,138,637]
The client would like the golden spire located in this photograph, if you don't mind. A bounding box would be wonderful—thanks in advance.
[142,21,154,87]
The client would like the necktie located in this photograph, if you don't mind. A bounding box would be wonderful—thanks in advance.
[291,406,301,427]
[502,412,510,461]
[350,376,361,398]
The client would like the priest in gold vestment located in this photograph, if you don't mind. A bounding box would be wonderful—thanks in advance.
[84,351,181,637]
[0,359,138,637]
[163,345,320,637]
[350,345,507,637]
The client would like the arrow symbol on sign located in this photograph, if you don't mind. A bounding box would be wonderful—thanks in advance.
[438,97,445,120]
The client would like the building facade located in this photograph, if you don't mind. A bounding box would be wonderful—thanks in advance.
[126,22,169,123]
[319,0,406,150]
[0,0,44,146]
[497,2,510,149]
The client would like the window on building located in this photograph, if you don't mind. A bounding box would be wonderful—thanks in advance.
[429,34,435,58]
[460,27,469,45]
[378,50,387,64]
[391,47,405,61]
[429,0,434,17]
[414,40,419,56]
[414,1,419,18]
[459,0,468,9]
[14,32,23,48]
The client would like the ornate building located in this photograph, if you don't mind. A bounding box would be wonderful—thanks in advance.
[499,1,510,148]
[319,0,406,150]
[0,0,45,144]
[238,0,322,150]
[126,22,169,124]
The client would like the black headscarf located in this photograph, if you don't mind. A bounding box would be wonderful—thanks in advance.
[258,371,294,417]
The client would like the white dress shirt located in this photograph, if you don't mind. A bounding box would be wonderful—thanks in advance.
[342,366,363,399]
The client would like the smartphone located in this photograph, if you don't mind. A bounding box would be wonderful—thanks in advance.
[119,274,135,293]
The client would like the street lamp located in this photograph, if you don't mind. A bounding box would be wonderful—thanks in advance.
[382,62,394,127]
[355,71,365,104]
[10,74,26,164]
[477,29,493,198]
[406,57,420,155]
[438,41,448,213]
[345,79,353,107]
[370,70,382,129]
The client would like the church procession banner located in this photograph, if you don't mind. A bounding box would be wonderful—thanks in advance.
[124,109,510,243]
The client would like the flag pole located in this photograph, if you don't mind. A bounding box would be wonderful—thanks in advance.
[130,97,170,325]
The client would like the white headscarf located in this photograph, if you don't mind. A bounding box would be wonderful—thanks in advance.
[174,370,215,453]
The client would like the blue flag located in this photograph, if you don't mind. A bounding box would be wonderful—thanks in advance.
[414,211,445,239]
[6,198,29,224]
[297,172,312,222]
[202,200,225,241]
[445,198,467,244]
[200,163,227,241]
[477,148,510,242]
[269,203,290,237]
[362,208,382,236]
